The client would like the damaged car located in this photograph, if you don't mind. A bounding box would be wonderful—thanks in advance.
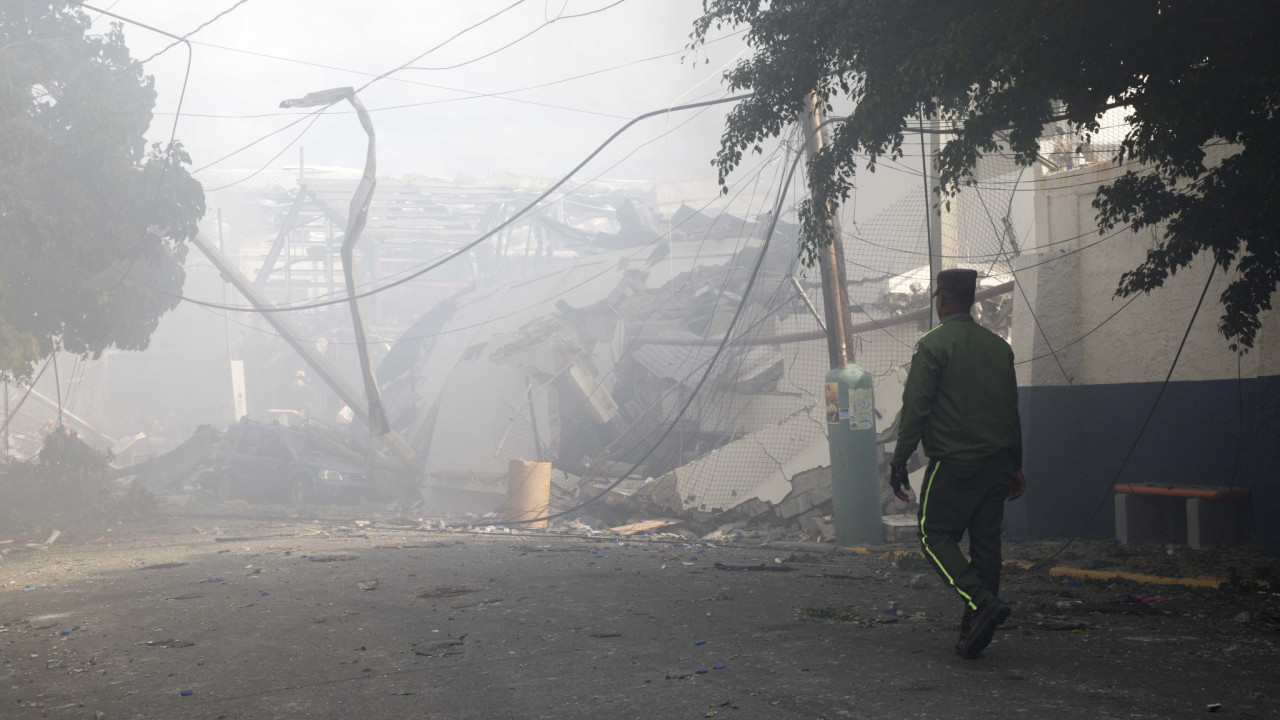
[199,422,375,505]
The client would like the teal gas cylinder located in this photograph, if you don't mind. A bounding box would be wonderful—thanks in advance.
[824,364,883,546]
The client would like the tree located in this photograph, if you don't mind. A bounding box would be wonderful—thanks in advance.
[0,1,204,381]
[692,0,1280,350]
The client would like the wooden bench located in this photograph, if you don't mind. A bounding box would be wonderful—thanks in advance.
[1114,483,1250,549]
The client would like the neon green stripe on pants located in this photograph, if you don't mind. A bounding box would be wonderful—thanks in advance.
[919,461,978,611]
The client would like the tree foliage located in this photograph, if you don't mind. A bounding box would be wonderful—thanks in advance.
[0,1,204,380]
[692,0,1280,350]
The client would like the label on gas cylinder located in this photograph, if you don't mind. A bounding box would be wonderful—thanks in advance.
[848,388,874,430]
[825,382,840,424]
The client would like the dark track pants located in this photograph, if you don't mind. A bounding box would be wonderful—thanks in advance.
[917,459,1012,611]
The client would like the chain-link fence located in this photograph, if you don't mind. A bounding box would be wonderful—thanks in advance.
[655,152,1024,511]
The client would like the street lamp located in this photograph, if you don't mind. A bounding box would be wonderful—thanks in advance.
[279,87,390,436]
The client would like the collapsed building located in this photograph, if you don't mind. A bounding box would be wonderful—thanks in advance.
[3,157,1022,540]
[312,162,1023,535]
[25,140,1273,553]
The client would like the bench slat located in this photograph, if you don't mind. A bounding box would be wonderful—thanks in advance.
[1114,484,1250,501]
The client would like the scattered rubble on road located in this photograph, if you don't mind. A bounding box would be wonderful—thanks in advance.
[0,432,155,540]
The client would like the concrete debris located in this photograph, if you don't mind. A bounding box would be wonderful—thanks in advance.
[0,431,156,539]
[110,425,222,492]
[907,573,942,590]
[882,514,918,544]
[610,519,681,534]
[701,522,747,542]
[798,515,835,543]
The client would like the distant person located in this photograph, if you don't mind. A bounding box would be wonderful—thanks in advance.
[292,370,315,421]
[888,268,1025,659]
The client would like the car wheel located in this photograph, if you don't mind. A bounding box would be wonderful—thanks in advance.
[214,473,234,502]
[289,476,311,507]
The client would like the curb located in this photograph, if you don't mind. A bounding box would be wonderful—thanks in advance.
[1040,565,1221,588]
[833,546,1225,588]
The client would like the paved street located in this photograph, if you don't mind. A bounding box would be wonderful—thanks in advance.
[2,509,1278,719]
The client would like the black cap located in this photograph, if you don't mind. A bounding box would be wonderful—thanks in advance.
[933,268,977,298]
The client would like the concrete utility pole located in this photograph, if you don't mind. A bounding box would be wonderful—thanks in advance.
[280,87,392,437]
[801,93,857,368]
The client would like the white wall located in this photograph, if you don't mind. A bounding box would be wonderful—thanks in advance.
[1014,148,1280,388]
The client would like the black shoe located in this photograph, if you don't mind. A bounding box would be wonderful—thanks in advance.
[960,597,1011,659]
[954,609,975,656]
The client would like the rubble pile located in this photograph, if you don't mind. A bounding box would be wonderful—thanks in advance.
[0,432,154,538]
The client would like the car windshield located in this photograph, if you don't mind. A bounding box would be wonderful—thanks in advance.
[283,432,363,465]
[283,433,311,457]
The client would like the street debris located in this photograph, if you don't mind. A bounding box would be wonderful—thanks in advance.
[137,639,195,648]
[799,607,876,627]
[0,432,155,540]
[712,562,795,572]
[412,636,466,658]
[610,519,682,534]
[135,562,188,571]
[418,586,476,598]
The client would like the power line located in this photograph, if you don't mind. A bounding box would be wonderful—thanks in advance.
[1013,293,1141,366]
[0,358,53,439]
[1027,262,1220,572]
[201,112,324,192]
[73,2,194,299]
[136,0,252,63]
[189,0,538,176]
[198,141,785,350]
[353,0,531,94]
[405,0,630,71]
[540,142,793,452]
[200,84,733,314]
[143,31,744,120]
[503,123,814,526]
[189,94,1151,342]
[143,94,753,313]
[192,111,321,175]
[184,0,655,193]
[964,163,1073,385]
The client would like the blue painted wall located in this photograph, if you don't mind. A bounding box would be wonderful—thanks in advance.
[1006,375,1280,554]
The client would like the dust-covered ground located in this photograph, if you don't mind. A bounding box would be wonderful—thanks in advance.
[2,505,1278,720]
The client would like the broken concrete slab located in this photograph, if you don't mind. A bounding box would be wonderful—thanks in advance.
[882,513,918,544]
[609,519,681,534]
[799,515,835,543]
[777,484,833,521]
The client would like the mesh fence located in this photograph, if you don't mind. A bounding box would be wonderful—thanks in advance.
[652,151,1026,511]
[1037,107,1132,172]
[391,140,1033,516]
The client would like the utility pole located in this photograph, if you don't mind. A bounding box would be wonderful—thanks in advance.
[804,92,881,547]
[801,92,856,368]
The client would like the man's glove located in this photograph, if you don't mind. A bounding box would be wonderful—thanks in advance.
[890,462,911,501]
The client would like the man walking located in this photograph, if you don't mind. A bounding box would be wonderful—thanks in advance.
[889,268,1026,659]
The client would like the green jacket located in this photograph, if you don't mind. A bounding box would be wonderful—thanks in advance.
[891,313,1023,469]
